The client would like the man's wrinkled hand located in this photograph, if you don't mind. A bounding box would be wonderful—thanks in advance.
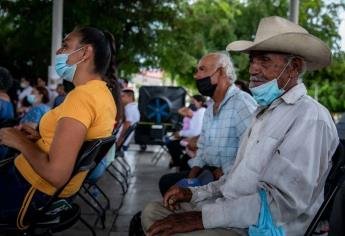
[163,185,192,211]
[147,211,204,236]
[186,136,199,151]
[212,168,224,180]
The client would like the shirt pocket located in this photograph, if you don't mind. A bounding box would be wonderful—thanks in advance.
[245,135,280,174]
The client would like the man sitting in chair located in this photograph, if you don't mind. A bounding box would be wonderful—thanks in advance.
[141,16,339,236]
[117,88,140,151]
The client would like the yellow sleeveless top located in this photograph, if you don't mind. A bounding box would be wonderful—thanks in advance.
[15,80,116,197]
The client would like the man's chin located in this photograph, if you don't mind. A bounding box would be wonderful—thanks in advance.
[249,81,265,88]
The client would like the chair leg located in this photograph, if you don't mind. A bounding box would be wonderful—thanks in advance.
[94,183,110,210]
[79,216,96,236]
[153,147,166,165]
[109,163,129,189]
[115,157,131,177]
[151,147,163,163]
[106,168,126,194]
[117,156,131,174]
[77,192,106,229]
[82,186,107,212]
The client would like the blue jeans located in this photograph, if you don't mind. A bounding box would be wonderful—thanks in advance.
[87,158,109,184]
[0,162,51,224]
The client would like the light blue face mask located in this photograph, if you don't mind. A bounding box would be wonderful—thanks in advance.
[27,94,37,105]
[250,60,291,106]
[55,47,84,82]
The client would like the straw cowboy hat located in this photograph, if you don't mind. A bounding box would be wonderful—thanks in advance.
[226,16,331,70]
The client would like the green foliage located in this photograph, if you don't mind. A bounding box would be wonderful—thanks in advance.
[0,0,344,111]
[0,0,179,81]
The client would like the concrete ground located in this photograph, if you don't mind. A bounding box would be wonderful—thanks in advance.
[56,145,170,236]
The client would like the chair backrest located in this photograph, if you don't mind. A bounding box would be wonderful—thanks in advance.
[116,122,137,152]
[304,141,345,236]
[73,135,117,175]
[30,135,116,226]
[113,120,123,136]
[329,181,345,235]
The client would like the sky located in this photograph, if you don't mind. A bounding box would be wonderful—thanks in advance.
[340,10,345,51]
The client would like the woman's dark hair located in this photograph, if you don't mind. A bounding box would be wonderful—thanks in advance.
[192,94,207,108]
[0,67,13,92]
[36,86,50,104]
[234,80,252,95]
[74,27,123,123]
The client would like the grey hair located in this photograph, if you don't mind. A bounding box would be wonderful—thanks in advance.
[283,54,307,81]
[208,52,237,82]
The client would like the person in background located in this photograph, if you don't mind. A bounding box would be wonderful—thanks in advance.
[36,77,57,108]
[158,52,257,196]
[19,86,50,129]
[234,79,252,95]
[0,67,15,159]
[117,88,140,150]
[53,84,66,108]
[166,95,206,169]
[17,77,33,110]
[0,67,14,121]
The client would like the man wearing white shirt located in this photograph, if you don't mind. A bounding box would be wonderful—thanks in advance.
[142,16,339,236]
[118,89,140,149]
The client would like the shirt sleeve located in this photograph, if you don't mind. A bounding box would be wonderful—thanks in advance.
[125,104,139,124]
[189,176,226,202]
[188,109,208,168]
[58,89,96,129]
[201,118,339,229]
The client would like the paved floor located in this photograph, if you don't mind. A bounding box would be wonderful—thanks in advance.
[57,145,171,236]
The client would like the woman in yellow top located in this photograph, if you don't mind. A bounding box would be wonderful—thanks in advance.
[0,27,121,228]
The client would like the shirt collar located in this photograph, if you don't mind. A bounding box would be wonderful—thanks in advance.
[211,85,238,112]
[280,83,307,105]
[257,83,307,116]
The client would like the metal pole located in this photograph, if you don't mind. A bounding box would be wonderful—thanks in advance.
[49,0,63,85]
[289,0,299,24]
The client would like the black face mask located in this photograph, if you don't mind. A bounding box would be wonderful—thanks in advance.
[195,76,217,97]
[188,103,198,111]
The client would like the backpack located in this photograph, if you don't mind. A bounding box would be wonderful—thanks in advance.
[128,211,145,236]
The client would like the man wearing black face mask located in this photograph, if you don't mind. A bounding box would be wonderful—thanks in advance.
[158,52,257,196]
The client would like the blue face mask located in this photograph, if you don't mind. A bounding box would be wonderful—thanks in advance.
[27,94,37,105]
[55,47,84,82]
[249,60,291,106]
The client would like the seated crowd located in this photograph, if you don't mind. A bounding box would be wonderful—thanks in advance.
[0,15,341,236]
[142,16,339,236]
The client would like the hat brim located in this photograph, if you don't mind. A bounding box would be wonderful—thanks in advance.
[226,32,331,71]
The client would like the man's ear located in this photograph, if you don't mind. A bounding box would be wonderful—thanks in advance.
[290,57,303,77]
[217,67,230,84]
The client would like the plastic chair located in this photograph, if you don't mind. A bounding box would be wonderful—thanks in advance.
[0,135,116,236]
[106,122,138,193]
[304,141,345,236]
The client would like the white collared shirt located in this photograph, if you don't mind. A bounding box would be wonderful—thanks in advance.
[190,83,339,235]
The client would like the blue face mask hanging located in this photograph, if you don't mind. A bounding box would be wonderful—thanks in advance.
[248,189,285,236]
[250,60,291,106]
[55,47,84,82]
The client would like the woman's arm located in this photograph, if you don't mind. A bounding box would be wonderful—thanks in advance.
[0,117,87,188]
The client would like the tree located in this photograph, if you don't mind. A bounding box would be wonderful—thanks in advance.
[157,0,345,111]
[0,0,179,81]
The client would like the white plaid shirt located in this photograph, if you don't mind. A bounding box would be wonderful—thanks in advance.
[188,85,257,174]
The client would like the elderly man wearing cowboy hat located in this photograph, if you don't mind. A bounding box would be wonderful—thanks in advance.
[141,16,339,236]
